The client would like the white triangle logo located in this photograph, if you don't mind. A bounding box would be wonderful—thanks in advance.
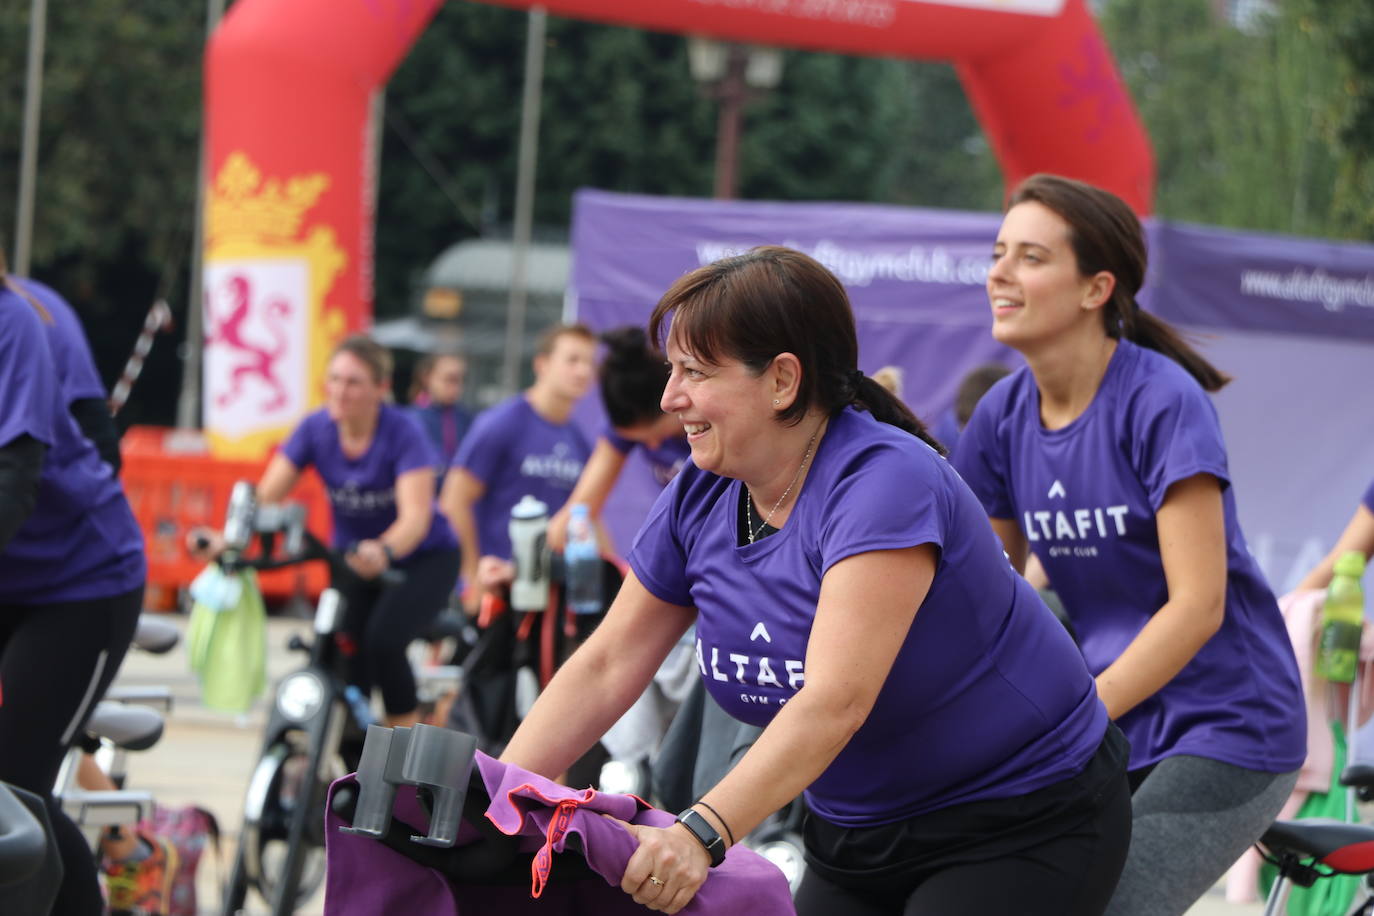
[750,622,772,643]
[1048,480,1066,499]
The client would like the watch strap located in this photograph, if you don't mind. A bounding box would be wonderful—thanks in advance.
[675,807,727,867]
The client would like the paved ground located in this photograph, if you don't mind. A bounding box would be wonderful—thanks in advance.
[113,613,1268,915]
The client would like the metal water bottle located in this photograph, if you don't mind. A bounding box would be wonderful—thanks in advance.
[508,495,550,612]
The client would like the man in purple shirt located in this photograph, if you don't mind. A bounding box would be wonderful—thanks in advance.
[441,324,596,614]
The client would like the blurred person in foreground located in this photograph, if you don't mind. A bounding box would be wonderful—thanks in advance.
[0,263,144,914]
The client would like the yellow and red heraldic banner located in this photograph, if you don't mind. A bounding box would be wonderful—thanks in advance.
[202,0,441,459]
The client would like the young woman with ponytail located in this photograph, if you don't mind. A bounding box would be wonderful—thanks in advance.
[498,246,1131,915]
[953,174,1304,916]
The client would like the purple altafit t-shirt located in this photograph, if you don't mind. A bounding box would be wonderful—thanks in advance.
[603,426,690,488]
[280,405,457,560]
[629,407,1107,827]
[14,278,105,405]
[451,396,590,560]
[954,339,1305,774]
[0,294,145,603]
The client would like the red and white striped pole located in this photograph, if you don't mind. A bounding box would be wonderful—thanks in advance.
[109,300,173,417]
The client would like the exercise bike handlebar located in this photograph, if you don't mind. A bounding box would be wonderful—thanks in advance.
[203,480,405,587]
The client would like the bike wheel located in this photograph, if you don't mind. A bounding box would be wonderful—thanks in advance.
[239,735,345,908]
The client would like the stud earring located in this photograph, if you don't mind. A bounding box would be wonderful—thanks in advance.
[773,399,780,406]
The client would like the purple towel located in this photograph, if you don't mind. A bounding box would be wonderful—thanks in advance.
[324,751,796,914]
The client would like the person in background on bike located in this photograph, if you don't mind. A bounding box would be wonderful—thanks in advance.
[197,335,460,728]
[952,174,1305,916]
[0,267,145,915]
[501,246,1132,916]
[929,362,1011,455]
[440,323,596,612]
[408,351,473,472]
[546,325,688,555]
[1295,477,1374,591]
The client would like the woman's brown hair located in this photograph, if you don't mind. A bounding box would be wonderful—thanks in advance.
[332,334,393,387]
[648,246,945,454]
[1009,174,1230,392]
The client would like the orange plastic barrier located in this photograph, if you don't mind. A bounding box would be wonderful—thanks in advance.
[121,426,331,608]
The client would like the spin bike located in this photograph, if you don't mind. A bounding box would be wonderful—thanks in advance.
[213,482,404,916]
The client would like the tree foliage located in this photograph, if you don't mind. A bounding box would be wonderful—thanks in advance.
[375,3,999,314]
[0,0,203,426]
[5,0,1373,426]
[1100,0,1366,239]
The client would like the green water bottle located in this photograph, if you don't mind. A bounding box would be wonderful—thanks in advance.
[1316,551,1367,684]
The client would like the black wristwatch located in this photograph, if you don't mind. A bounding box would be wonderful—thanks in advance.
[380,542,396,566]
[675,808,727,867]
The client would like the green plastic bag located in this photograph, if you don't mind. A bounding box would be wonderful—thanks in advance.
[186,566,267,713]
[1259,720,1361,916]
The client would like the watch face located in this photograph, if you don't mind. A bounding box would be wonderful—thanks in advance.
[678,809,726,866]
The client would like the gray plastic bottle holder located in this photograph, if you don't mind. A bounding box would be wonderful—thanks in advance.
[338,723,478,848]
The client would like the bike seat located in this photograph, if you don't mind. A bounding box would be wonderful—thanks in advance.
[1261,818,1374,874]
[103,684,174,712]
[1340,763,1374,791]
[133,614,180,654]
[85,701,164,751]
[419,612,470,644]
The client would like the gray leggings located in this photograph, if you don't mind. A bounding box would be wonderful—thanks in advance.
[1105,755,1299,916]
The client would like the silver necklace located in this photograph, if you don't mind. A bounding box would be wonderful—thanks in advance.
[746,426,821,544]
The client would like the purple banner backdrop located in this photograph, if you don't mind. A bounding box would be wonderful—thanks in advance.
[569,190,1374,593]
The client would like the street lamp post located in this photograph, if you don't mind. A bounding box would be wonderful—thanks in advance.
[14,0,48,276]
[688,39,783,201]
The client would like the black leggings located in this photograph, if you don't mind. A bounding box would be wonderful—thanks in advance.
[336,548,459,716]
[795,726,1133,916]
[0,585,143,916]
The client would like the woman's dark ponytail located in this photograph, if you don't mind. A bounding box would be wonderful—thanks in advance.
[847,372,947,456]
[1117,304,1231,393]
[599,325,670,428]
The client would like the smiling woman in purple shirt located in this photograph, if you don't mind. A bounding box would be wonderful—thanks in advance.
[953,174,1305,916]
[499,247,1132,916]
[0,270,145,916]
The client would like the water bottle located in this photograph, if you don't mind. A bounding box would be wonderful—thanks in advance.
[509,495,550,612]
[565,504,603,615]
[1316,551,1368,684]
[344,684,375,728]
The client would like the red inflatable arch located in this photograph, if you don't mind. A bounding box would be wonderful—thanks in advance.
[201,0,1152,457]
